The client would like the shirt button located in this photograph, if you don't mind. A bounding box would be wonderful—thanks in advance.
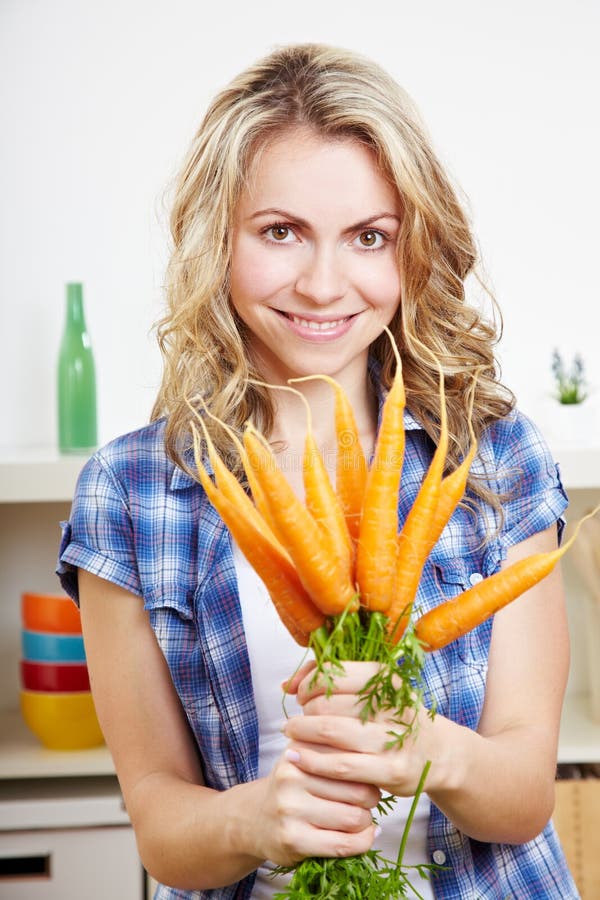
[469,572,483,586]
[432,849,446,865]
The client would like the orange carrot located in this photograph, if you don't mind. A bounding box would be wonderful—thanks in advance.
[197,400,285,546]
[387,358,449,640]
[355,328,406,612]
[428,440,478,543]
[388,365,481,643]
[291,374,367,546]
[190,408,290,559]
[249,380,353,573]
[427,372,479,543]
[242,425,358,616]
[414,507,600,651]
[191,427,325,643]
[298,400,354,576]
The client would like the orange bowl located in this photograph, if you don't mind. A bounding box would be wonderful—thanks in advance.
[20,690,104,750]
[21,592,82,634]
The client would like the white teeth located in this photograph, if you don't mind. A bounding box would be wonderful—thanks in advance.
[290,314,348,331]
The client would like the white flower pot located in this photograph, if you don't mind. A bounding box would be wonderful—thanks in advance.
[537,397,599,450]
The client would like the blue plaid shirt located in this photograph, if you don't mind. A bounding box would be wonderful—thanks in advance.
[57,405,577,900]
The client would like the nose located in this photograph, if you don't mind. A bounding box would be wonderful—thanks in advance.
[295,246,346,306]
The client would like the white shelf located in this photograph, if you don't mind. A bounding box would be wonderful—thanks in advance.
[0,777,128,830]
[0,447,91,503]
[0,444,598,502]
[558,693,600,764]
[0,709,115,779]
[549,445,600,490]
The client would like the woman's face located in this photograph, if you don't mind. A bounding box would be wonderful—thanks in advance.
[229,129,402,386]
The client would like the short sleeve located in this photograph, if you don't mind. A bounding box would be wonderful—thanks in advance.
[56,453,143,604]
[491,411,569,552]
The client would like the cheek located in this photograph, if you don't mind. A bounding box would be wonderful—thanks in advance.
[230,240,294,308]
[356,259,401,312]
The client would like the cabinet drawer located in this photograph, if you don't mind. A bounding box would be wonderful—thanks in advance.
[0,825,143,899]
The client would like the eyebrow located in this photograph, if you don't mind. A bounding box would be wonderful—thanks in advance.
[248,207,401,231]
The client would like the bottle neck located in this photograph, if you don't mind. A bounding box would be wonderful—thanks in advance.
[65,283,86,328]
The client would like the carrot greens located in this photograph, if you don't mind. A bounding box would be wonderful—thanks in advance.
[272,760,439,900]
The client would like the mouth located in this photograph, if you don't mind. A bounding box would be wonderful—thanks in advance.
[276,310,359,332]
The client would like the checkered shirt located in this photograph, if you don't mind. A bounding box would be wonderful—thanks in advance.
[57,404,578,900]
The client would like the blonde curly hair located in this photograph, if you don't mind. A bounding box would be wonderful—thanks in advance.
[152,42,514,512]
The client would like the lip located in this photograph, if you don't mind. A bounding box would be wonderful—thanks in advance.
[274,309,361,341]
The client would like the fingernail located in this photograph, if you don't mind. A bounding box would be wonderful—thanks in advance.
[285,749,301,763]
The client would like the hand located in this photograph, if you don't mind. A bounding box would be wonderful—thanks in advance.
[253,741,381,867]
[282,660,442,798]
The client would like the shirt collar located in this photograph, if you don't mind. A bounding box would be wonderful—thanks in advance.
[170,442,208,492]
[404,407,424,431]
[370,356,423,432]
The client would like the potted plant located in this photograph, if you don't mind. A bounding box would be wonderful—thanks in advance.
[551,349,588,405]
[544,349,595,448]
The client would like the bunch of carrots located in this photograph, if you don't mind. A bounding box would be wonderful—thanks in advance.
[191,330,592,899]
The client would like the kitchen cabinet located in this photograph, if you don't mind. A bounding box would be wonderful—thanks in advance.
[0,777,142,899]
[0,450,147,898]
[0,443,599,898]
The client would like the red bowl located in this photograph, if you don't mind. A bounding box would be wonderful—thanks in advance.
[20,660,90,692]
[21,592,82,634]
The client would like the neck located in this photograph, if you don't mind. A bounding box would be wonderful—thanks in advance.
[266,366,377,463]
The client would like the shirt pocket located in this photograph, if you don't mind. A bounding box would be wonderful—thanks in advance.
[429,556,492,672]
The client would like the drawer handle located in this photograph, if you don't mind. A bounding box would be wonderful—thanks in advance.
[0,854,50,879]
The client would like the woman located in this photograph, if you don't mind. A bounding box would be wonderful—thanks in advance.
[57,43,577,898]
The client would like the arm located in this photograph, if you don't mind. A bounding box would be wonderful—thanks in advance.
[283,525,569,844]
[78,570,379,890]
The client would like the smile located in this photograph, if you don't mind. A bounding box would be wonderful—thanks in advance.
[288,314,350,331]
[272,308,361,342]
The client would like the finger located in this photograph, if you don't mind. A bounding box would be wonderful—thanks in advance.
[284,821,380,862]
[286,742,426,797]
[288,744,389,790]
[301,692,372,718]
[284,715,387,754]
[296,661,381,704]
[296,793,376,833]
[282,659,317,695]
[283,752,381,808]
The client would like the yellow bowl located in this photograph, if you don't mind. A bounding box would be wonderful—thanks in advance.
[19,690,104,750]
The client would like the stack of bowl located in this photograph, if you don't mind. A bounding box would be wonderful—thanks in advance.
[19,592,104,750]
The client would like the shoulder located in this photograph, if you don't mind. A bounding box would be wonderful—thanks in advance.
[478,407,561,489]
[94,418,169,469]
[75,419,192,506]
[483,407,548,458]
[479,407,568,546]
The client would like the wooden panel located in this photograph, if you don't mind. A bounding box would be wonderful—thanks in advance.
[554,779,600,898]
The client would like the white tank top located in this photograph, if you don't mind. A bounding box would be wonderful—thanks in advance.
[233,541,435,899]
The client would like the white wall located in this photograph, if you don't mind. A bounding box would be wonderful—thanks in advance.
[1,0,598,450]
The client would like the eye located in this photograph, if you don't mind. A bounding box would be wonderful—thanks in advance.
[356,229,385,249]
[263,224,295,243]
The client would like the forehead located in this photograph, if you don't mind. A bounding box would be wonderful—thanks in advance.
[237,128,400,219]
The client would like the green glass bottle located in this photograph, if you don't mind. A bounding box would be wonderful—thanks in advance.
[57,283,98,454]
